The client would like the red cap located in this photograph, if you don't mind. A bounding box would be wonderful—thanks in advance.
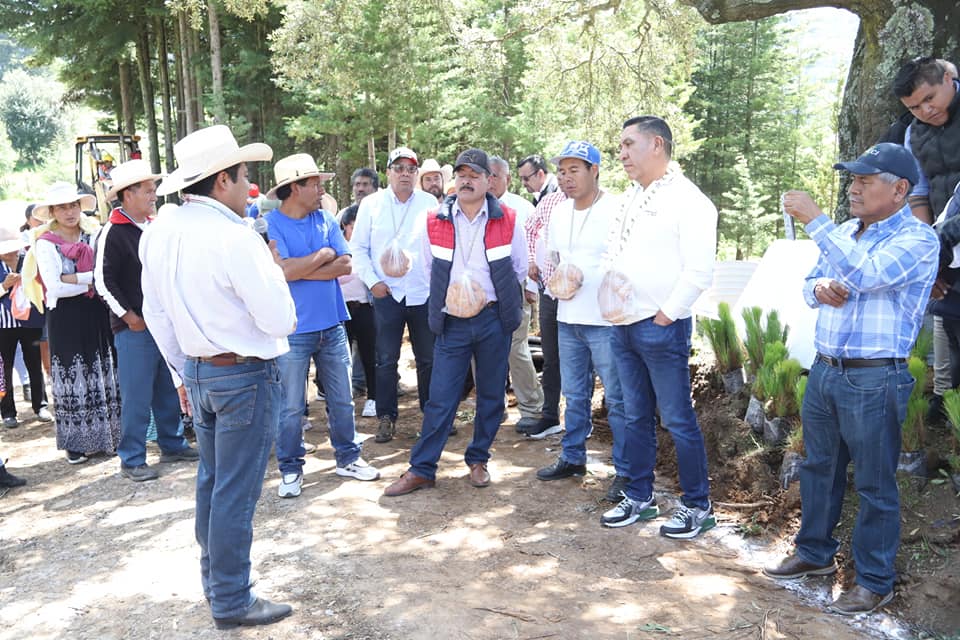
[249,183,260,198]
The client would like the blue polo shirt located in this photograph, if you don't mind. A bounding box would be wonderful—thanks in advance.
[264,208,350,333]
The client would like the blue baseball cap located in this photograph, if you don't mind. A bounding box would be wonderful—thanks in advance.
[550,141,601,168]
[833,143,920,186]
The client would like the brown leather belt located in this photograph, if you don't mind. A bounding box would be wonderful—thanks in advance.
[198,352,264,367]
[816,353,904,369]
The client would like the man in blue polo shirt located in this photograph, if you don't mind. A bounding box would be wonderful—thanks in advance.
[265,154,380,498]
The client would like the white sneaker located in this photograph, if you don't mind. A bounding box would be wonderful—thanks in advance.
[301,416,313,431]
[361,399,376,417]
[278,473,302,498]
[335,457,381,481]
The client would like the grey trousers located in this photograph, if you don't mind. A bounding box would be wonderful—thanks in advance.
[508,297,544,419]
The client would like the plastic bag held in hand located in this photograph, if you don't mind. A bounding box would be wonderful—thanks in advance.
[547,262,584,300]
[598,270,635,323]
[380,238,412,277]
[445,274,488,318]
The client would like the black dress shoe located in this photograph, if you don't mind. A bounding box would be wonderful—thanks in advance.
[213,597,292,629]
[763,553,836,579]
[536,457,587,481]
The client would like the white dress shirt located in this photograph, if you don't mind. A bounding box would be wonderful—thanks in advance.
[499,191,537,294]
[139,195,297,386]
[349,187,436,305]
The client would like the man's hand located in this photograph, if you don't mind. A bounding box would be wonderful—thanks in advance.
[2,272,20,290]
[653,310,673,326]
[524,290,537,304]
[814,278,849,307]
[371,281,391,298]
[177,385,192,417]
[931,276,950,300]
[528,264,540,282]
[782,190,824,225]
[121,310,147,332]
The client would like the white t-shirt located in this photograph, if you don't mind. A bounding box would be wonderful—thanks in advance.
[546,192,616,326]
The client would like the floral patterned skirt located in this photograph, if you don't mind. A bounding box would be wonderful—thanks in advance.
[47,295,121,454]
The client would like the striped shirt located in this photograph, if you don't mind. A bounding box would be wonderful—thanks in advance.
[524,190,568,292]
[802,205,939,359]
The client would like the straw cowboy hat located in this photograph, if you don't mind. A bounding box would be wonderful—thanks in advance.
[419,158,442,177]
[31,182,97,222]
[156,125,273,197]
[105,159,166,201]
[266,153,335,200]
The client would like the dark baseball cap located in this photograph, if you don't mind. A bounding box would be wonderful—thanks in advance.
[454,148,491,175]
[833,143,920,186]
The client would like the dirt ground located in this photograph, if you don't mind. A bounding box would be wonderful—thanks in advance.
[0,347,956,639]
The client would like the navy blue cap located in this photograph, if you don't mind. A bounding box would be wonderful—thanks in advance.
[833,143,920,186]
[454,148,491,175]
[551,140,601,167]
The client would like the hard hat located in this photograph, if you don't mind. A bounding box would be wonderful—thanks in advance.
[102,152,114,163]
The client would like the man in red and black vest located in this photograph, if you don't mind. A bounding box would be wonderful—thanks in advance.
[384,149,529,496]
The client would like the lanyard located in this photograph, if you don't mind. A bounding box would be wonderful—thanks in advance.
[568,190,602,252]
[454,210,486,269]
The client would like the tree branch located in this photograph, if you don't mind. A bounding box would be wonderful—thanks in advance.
[679,0,856,23]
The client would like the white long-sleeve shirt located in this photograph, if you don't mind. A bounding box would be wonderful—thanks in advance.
[349,187,436,305]
[34,237,94,309]
[139,195,296,386]
[607,174,717,323]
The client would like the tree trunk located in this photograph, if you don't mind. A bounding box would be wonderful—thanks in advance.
[177,11,197,134]
[680,0,958,221]
[173,13,188,138]
[207,0,226,124]
[190,24,205,126]
[118,58,136,137]
[135,26,162,174]
[368,137,376,170]
[156,16,176,172]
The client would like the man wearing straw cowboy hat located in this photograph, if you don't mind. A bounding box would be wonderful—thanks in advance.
[139,125,297,629]
[419,158,445,201]
[95,159,198,483]
[264,153,380,499]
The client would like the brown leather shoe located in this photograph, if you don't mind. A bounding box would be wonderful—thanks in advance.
[829,584,893,616]
[468,463,490,488]
[383,472,435,497]
[762,553,837,579]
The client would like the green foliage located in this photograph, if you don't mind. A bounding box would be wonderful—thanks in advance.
[770,358,803,417]
[741,306,789,376]
[902,356,927,452]
[701,302,743,373]
[754,340,787,401]
[794,374,807,414]
[911,328,933,362]
[720,154,776,259]
[785,421,805,455]
[942,389,960,472]
[0,69,64,166]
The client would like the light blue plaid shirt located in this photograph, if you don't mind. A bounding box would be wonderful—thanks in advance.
[802,205,939,359]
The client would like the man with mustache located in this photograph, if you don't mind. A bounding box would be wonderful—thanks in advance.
[383,149,528,496]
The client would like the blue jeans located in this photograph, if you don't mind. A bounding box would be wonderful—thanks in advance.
[278,325,361,472]
[795,359,911,595]
[409,306,511,480]
[372,296,434,419]
[115,327,187,467]
[612,317,710,508]
[558,323,627,472]
[183,357,280,619]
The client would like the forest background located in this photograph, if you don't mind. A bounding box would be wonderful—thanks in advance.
[0,0,950,261]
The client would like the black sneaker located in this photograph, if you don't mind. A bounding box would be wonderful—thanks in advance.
[0,466,26,488]
[536,457,587,481]
[603,475,629,502]
[159,446,200,463]
[659,501,716,539]
[522,418,563,440]
[121,464,159,482]
[926,394,946,427]
[600,495,659,528]
[375,416,395,443]
[66,451,88,465]
[514,416,539,433]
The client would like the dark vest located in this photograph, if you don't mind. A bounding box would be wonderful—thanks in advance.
[425,193,522,336]
[909,81,960,217]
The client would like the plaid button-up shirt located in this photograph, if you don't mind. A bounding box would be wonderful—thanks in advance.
[524,190,568,293]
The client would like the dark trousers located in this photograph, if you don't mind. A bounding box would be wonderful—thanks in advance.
[345,302,377,400]
[0,327,47,418]
[538,293,560,422]
[372,296,434,419]
[939,314,960,388]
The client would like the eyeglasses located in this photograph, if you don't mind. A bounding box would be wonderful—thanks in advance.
[518,171,537,183]
[390,164,418,175]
